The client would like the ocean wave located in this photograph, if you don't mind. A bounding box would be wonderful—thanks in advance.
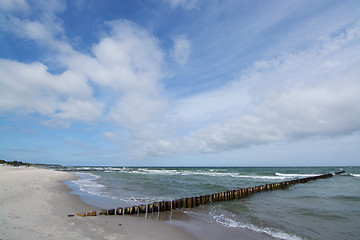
[72,172,106,196]
[275,173,320,178]
[119,196,160,203]
[213,215,302,240]
[186,210,302,240]
[134,169,179,175]
[130,169,288,179]
[350,174,360,178]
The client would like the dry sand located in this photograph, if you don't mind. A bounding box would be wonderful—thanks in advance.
[0,166,196,240]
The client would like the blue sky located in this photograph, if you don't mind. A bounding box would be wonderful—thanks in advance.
[1,0,359,166]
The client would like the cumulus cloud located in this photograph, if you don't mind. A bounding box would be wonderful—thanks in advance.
[1,3,167,130]
[163,0,198,9]
[0,59,103,123]
[141,23,360,156]
[62,20,167,127]
[171,35,191,65]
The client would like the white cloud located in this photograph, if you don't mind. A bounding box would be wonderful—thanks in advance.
[171,35,191,65]
[0,0,29,12]
[3,18,53,41]
[0,59,103,123]
[1,13,167,130]
[141,23,360,155]
[163,0,198,9]
[61,20,167,127]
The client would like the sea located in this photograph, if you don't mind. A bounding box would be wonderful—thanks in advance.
[55,166,360,240]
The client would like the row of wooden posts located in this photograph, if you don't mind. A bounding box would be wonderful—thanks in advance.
[75,171,345,217]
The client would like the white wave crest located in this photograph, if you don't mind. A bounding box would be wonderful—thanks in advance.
[129,169,288,179]
[72,172,106,196]
[211,213,301,240]
[275,173,320,178]
[186,210,301,240]
[350,174,360,178]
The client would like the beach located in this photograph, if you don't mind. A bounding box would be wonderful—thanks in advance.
[0,166,196,240]
[2,165,359,240]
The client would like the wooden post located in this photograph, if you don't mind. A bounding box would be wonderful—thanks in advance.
[221,192,226,201]
[240,188,244,196]
[175,199,182,209]
[181,198,187,208]
[166,201,172,211]
[195,196,201,206]
[87,211,96,216]
[230,190,234,199]
[229,191,233,200]
[139,205,146,214]
[211,193,216,202]
[200,196,206,204]
[133,206,139,214]
[153,202,159,212]
[205,195,211,203]
[130,206,135,215]
[108,209,115,215]
[172,200,176,210]
[124,207,130,215]
[147,203,153,213]
[116,207,123,215]
[186,197,193,208]
[99,209,107,215]
[159,201,166,211]
[234,190,238,199]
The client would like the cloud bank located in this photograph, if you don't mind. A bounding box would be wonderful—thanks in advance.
[142,23,360,156]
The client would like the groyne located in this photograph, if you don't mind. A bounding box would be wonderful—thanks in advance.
[73,170,345,217]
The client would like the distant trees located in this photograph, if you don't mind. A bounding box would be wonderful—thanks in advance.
[0,159,29,166]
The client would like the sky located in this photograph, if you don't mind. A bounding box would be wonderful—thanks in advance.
[0,0,359,166]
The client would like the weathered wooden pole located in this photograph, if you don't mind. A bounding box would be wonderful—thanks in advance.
[175,199,182,209]
[186,197,193,208]
[139,205,146,214]
[159,201,165,211]
[147,203,153,213]
[166,201,172,211]
[153,202,159,212]
[195,197,201,206]
[181,198,187,208]
[99,209,107,215]
[116,207,123,215]
[200,196,206,204]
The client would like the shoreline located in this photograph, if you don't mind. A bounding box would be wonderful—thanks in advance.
[65,168,278,240]
[0,165,196,240]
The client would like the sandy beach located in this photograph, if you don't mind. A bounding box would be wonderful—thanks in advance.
[0,165,196,240]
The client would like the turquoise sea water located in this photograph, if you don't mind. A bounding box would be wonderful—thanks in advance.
[59,166,360,240]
